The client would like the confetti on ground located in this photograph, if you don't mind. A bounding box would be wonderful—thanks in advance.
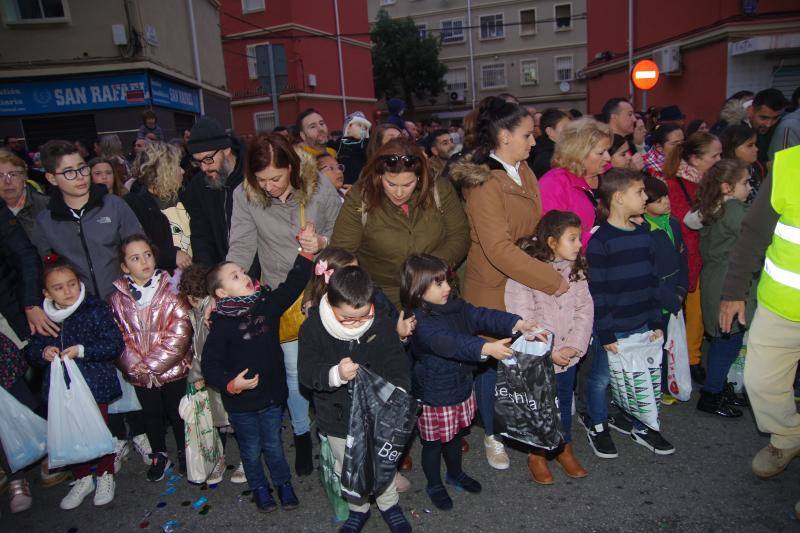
[200,483,208,491]
[423,508,431,513]
[191,496,208,509]
[410,509,420,519]
[139,521,150,529]
[199,504,211,515]
[161,519,180,532]
[209,483,219,490]
[181,501,191,507]
[67,528,78,533]
[167,474,182,484]
[157,502,167,508]
[160,486,176,496]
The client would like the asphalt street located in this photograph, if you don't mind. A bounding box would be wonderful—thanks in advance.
[2,389,798,533]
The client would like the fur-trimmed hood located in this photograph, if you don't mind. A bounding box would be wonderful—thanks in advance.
[446,153,506,190]
[242,147,321,208]
[719,98,748,127]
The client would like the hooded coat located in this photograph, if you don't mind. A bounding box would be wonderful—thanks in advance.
[448,156,563,313]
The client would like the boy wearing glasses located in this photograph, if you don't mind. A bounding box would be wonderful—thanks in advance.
[32,140,142,299]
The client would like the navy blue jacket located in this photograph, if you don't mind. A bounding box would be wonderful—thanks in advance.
[24,295,124,404]
[645,217,689,315]
[410,297,520,407]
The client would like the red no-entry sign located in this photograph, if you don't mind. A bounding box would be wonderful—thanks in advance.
[632,59,660,90]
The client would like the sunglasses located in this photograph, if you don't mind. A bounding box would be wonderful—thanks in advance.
[379,154,420,171]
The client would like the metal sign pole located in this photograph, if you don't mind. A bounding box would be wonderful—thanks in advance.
[266,43,281,127]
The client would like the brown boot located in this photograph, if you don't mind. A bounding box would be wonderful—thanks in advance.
[555,443,588,478]
[527,451,554,485]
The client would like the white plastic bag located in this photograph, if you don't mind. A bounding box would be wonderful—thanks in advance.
[0,386,47,472]
[108,368,142,414]
[665,311,692,401]
[607,331,663,431]
[727,332,747,394]
[179,384,223,484]
[47,358,115,468]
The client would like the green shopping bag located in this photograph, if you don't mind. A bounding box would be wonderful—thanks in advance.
[319,435,350,522]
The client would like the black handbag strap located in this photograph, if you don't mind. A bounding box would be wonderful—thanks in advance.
[675,176,692,204]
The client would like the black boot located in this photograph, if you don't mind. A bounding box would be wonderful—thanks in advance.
[697,390,742,418]
[690,364,706,385]
[723,382,750,407]
[293,432,313,477]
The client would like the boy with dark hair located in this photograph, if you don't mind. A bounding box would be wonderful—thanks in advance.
[137,109,164,141]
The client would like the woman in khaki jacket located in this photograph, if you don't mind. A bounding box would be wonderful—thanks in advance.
[330,137,470,310]
[449,97,567,472]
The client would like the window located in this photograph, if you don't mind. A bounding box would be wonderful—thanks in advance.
[441,19,464,44]
[481,63,506,90]
[6,0,68,22]
[416,24,427,39]
[520,8,537,35]
[445,68,468,92]
[254,111,276,134]
[246,44,262,80]
[554,3,572,31]
[520,59,538,86]
[479,14,504,40]
[554,55,574,82]
[242,0,264,13]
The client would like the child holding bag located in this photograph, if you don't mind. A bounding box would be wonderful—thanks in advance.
[24,259,124,510]
[505,210,593,483]
[401,254,537,511]
[299,266,412,533]
[108,235,193,482]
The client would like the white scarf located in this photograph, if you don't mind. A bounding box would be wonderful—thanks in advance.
[318,293,374,342]
[43,282,86,323]
[126,270,163,309]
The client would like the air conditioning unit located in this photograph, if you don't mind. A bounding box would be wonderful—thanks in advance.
[449,88,465,102]
[653,46,681,74]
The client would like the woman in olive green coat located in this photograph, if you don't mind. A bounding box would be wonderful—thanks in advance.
[330,138,470,309]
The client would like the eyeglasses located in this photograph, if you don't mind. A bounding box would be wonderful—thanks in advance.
[320,163,345,173]
[191,149,220,167]
[379,154,420,172]
[335,304,375,326]
[54,166,91,180]
[0,170,25,182]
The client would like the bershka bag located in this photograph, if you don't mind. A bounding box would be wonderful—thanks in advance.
[494,333,564,450]
[341,367,417,499]
[608,331,664,431]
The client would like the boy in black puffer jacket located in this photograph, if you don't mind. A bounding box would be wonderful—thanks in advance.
[298,266,411,533]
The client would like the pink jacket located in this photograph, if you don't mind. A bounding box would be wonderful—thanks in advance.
[504,260,593,373]
[539,167,597,249]
[108,274,193,388]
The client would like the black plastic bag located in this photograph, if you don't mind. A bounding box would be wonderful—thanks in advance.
[493,335,564,450]
[341,367,417,499]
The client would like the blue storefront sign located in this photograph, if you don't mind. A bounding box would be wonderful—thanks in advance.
[0,72,200,116]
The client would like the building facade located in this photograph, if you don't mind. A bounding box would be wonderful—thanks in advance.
[584,1,800,122]
[0,0,230,151]
[221,0,376,136]
[368,0,588,120]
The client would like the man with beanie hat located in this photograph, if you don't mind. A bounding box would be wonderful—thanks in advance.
[183,116,247,267]
[336,111,371,185]
[386,98,406,130]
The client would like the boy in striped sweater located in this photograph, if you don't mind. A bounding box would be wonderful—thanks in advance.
[582,168,675,458]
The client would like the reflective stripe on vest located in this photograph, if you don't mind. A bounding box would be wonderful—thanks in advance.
[764,257,800,290]
[774,221,800,246]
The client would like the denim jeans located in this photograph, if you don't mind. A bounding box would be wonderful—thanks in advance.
[556,366,577,443]
[281,340,310,436]
[704,332,745,394]
[474,361,497,435]
[228,405,291,491]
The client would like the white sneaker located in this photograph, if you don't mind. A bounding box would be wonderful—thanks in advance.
[113,439,130,474]
[132,433,152,465]
[230,462,247,484]
[484,435,510,470]
[93,473,115,506]
[206,457,226,485]
[60,475,95,510]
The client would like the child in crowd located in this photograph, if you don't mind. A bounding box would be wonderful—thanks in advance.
[505,210,593,483]
[298,266,412,533]
[108,235,193,482]
[693,159,755,417]
[583,169,674,457]
[201,250,314,513]
[178,263,246,485]
[643,176,689,405]
[25,259,124,510]
[402,253,536,511]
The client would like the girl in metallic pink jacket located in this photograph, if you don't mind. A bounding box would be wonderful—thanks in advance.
[504,210,594,484]
[108,234,193,483]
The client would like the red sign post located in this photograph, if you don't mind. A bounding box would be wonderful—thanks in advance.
[631,59,660,91]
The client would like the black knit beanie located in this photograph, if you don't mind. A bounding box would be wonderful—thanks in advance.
[187,117,232,154]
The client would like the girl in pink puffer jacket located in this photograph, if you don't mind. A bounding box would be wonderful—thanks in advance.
[108,234,193,482]
[505,210,593,483]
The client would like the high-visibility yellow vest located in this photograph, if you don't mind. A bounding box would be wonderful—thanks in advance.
[758,145,800,321]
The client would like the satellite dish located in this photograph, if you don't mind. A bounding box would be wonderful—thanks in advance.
[559,81,571,93]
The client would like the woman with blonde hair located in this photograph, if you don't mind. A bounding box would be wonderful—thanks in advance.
[539,117,612,248]
[124,141,192,272]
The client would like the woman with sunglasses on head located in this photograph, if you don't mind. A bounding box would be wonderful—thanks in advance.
[225,133,342,478]
[330,137,469,311]
[448,97,566,472]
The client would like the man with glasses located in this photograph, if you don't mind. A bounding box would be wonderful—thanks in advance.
[0,152,48,242]
[183,116,248,267]
[32,140,142,299]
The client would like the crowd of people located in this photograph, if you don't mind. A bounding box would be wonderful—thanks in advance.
[1,83,799,532]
